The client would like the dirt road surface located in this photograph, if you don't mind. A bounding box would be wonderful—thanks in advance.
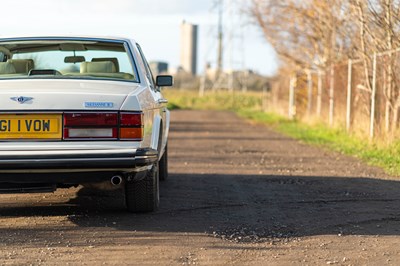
[1,110,400,265]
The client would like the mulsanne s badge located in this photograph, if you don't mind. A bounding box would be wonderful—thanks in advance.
[10,96,34,104]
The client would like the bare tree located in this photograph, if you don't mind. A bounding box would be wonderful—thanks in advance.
[249,0,349,72]
[249,0,400,134]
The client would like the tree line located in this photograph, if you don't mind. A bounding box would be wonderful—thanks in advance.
[250,0,400,134]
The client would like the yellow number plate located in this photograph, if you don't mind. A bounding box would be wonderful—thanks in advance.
[0,114,62,139]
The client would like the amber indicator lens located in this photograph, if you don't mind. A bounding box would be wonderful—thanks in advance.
[120,128,143,139]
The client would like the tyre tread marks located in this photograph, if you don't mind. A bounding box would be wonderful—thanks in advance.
[125,163,159,212]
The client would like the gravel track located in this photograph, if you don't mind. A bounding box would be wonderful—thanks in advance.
[0,110,400,265]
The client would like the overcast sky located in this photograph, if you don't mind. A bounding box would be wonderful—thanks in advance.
[1,0,278,76]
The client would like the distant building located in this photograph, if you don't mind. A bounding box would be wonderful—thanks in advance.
[180,21,198,75]
[149,61,169,76]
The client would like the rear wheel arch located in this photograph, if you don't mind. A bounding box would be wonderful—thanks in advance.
[159,143,168,181]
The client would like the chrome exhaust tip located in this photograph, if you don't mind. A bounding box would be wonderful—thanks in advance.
[110,175,123,186]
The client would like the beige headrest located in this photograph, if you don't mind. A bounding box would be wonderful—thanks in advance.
[91,58,119,72]
[80,61,117,73]
[0,62,16,74]
[7,59,34,73]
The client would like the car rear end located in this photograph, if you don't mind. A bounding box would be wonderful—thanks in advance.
[0,36,169,212]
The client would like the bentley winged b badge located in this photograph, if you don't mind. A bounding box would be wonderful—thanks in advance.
[10,96,34,104]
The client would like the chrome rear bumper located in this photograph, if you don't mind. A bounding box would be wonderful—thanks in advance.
[0,148,158,171]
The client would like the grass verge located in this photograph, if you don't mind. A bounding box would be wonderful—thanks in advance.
[164,90,400,176]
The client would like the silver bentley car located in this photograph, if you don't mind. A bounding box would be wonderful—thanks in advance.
[0,36,172,212]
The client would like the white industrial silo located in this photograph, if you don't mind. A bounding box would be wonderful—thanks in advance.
[180,21,198,75]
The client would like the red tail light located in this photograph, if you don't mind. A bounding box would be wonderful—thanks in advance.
[63,112,143,140]
[120,113,142,126]
[64,113,117,126]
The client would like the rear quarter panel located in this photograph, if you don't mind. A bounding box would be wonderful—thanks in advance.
[126,40,167,154]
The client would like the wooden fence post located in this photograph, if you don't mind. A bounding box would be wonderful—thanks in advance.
[370,52,377,139]
[307,70,313,117]
[329,65,335,127]
[289,75,296,119]
[317,70,322,118]
[346,59,353,132]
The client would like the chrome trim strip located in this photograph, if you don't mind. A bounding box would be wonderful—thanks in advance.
[0,158,134,163]
[0,169,136,173]
[0,149,137,156]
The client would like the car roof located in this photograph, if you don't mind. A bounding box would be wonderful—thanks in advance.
[0,35,137,44]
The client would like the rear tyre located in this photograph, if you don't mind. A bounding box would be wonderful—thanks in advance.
[125,163,159,213]
[159,144,168,181]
